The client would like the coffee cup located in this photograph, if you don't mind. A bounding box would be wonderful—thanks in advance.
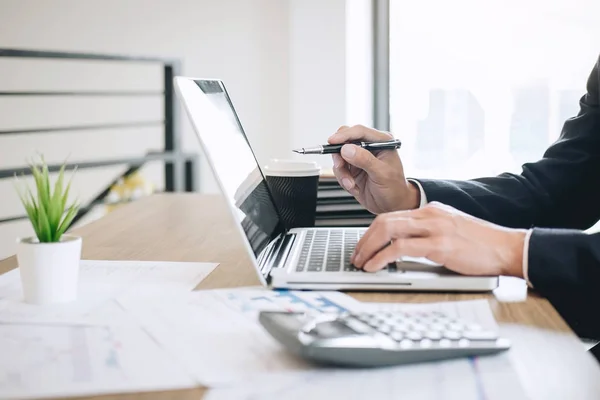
[264,159,321,230]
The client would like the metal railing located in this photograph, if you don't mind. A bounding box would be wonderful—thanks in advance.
[0,48,199,226]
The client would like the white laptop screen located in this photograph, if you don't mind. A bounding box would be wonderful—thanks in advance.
[190,80,285,258]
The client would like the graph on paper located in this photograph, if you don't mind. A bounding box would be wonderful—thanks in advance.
[0,322,194,399]
[0,323,124,398]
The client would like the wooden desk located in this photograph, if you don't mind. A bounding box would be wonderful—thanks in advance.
[1,193,599,399]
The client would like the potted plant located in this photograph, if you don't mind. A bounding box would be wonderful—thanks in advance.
[14,158,81,304]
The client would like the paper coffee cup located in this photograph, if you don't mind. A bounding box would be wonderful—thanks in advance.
[264,160,321,230]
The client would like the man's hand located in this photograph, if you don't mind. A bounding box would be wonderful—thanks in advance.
[329,125,420,214]
[351,202,527,277]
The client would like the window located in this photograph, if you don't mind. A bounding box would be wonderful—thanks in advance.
[387,0,600,179]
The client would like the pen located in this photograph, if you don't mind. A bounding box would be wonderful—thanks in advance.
[293,139,402,155]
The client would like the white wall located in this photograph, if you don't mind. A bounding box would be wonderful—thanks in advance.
[288,0,347,168]
[288,0,373,167]
[0,0,291,259]
[0,0,367,260]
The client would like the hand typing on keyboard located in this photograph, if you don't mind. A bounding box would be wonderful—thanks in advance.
[351,202,527,278]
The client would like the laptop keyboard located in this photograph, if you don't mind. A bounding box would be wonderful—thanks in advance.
[295,229,369,273]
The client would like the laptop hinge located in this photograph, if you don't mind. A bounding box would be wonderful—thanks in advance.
[258,233,296,282]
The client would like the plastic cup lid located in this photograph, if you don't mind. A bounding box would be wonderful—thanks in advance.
[264,159,321,177]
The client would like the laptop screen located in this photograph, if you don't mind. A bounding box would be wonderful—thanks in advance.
[191,80,285,258]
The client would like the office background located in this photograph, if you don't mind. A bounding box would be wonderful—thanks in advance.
[0,0,372,259]
[0,0,599,260]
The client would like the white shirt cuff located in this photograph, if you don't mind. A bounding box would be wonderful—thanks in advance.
[408,179,428,208]
[408,178,533,288]
[522,229,534,288]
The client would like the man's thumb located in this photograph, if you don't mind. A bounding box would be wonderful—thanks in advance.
[340,144,381,175]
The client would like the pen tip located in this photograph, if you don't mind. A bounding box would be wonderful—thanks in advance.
[292,149,303,154]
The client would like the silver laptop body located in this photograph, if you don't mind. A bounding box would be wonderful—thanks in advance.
[175,77,498,292]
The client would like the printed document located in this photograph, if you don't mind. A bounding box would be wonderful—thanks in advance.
[0,320,196,399]
[0,260,217,323]
[117,288,363,386]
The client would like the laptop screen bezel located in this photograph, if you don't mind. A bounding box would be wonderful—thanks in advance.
[174,77,287,284]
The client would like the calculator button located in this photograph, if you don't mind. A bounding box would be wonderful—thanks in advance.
[466,323,482,331]
[420,339,433,348]
[430,323,445,332]
[392,323,409,333]
[378,324,392,334]
[399,339,413,349]
[447,323,464,332]
[425,331,442,340]
[443,330,461,340]
[412,323,427,332]
[343,318,372,334]
[390,331,404,341]
[406,331,423,341]
[439,339,452,348]
[458,339,470,348]
[463,331,498,341]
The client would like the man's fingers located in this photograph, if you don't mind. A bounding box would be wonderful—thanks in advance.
[353,215,434,268]
[332,153,345,169]
[340,144,384,176]
[363,238,433,272]
[328,125,393,144]
[332,154,359,195]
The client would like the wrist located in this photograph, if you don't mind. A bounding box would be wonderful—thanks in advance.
[500,229,527,278]
[405,180,421,210]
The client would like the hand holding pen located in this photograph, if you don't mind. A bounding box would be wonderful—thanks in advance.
[310,125,420,214]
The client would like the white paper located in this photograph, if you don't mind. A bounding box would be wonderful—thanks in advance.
[205,300,528,400]
[205,355,527,400]
[0,321,196,399]
[0,260,217,324]
[117,289,363,386]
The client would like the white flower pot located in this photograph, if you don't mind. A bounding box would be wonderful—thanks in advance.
[16,235,82,305]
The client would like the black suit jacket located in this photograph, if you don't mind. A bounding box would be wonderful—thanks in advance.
[416,55,600,340]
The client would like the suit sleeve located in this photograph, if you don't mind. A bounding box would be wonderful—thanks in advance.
[416,55,600,230]
[412,57,600,339]
[528,229,600,339]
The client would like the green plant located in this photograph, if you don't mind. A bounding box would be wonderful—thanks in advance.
[14,157,79,243]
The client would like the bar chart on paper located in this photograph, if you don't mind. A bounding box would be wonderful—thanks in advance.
[0,322,194,399]
[224,290,358,315]
[0,324,124,391]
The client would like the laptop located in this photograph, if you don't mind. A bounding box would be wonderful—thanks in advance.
[175,77,498,291]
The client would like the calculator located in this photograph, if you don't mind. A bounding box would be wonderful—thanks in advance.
[259,310,510,367]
